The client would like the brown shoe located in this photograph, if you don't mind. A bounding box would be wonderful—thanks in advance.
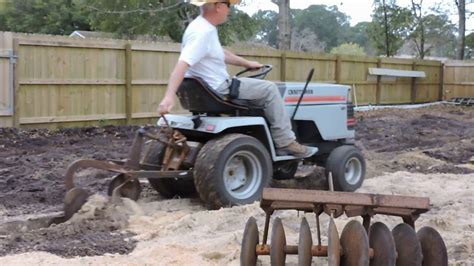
[277,141,318,158]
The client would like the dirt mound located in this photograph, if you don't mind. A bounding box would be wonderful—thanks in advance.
[0,195,138,257]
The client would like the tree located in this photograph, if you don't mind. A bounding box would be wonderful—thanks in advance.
[409,0,427,58]
[217,9,258,46]
[330,43,367,56]
[76,0,257,45]
[0,11,6,32]
[3,0,90,35]
[455,0,466,59]
[466,32,474,58]
[344,22,374,55]
[270,0,291,50]
[293,5,351,52]
[252,10,279,48]
[291,28,325,52]
[369,0,412,56]
[75,0,187,41]
[253,4,361,53]
[407,12,457,58]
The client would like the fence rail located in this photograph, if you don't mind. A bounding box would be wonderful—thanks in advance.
[0,32,472,128]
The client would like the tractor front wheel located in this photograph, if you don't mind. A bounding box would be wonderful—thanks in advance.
[325,145,365,192]
[194,134,272,209]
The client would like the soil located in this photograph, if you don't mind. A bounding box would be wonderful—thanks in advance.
[0,103,473,259]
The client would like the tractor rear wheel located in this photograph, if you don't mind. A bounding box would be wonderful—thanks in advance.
[142,141,195,198]
[194,134,272,209]
[325,145,365,192]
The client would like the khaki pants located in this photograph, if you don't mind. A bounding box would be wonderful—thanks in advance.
[216,77,295,148]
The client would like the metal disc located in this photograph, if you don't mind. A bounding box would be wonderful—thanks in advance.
[270,217,286,266]
[340,220,370,266]
[298,217,313,266]
[417,226,448,266]
[64,187,90,220]
[392,223,423,266]
[107,173,141,200]
[240,216,259,266]
[369,222,396,266]
[328,217,341,266]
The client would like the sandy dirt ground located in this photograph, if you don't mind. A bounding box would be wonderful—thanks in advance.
[0,103,473,265]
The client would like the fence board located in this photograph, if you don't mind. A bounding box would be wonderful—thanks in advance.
[0,32,13,119]
[444,60,474,99]
[0,32,472,128]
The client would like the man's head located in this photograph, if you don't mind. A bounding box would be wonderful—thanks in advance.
[190,0,241,25]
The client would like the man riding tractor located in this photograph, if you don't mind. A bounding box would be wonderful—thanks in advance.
[158,0,317,159]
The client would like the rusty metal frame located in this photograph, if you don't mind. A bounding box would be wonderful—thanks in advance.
[260,188,430,226]
[64,125,193,191]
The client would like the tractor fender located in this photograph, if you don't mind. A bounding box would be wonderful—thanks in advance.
[158,115,281,161]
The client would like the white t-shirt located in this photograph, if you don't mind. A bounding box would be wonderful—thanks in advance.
[179,15,229,90]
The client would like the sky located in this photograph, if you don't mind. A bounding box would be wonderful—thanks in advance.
[238,0,473,31]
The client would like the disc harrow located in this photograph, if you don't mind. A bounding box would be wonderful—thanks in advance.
[240,187,448,265]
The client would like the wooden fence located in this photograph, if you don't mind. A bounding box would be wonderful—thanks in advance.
[0,32,472,128]
[443,60,474,99]
[0,32,14,127]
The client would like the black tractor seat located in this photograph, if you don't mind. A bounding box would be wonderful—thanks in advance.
[177,77,264,117]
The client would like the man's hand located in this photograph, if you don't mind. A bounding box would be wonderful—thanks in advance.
[246,61,264,70]
[158,95,175,115]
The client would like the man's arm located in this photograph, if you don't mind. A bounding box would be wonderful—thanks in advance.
[158,60,189,115]
[224,49,263,69]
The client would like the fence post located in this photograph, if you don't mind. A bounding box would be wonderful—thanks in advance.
[12,38,19,128]
[439,63,444,101]
[335,55,341,84]
[411,61,417,103]
[125,43,132,125]
[280,52,286,82]
[376,58,382,105]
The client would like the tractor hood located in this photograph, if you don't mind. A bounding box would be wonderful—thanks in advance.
[276,82,351,105]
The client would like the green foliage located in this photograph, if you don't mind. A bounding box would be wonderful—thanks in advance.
[74,0,188,41]
[330,43,367,56]
[293,5,351,51]
[411,13,456,58]
[253,7,372,53]
[0,0,256,46]
[466,32,474,48]
[466,32,474,59]
[3,0,90,34]
[75,0,256,44]
[0,12,6,31]
[368,1,413,56]
[343,22,374,55]
[0,0,8,31]
[218,9,258,46]
[252,10,279,48]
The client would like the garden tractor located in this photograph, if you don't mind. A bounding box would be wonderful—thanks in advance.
[62,65,366,220]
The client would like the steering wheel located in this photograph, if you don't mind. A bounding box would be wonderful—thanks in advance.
[235,64,273,79]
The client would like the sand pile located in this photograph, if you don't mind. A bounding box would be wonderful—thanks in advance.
[0,171,472,265]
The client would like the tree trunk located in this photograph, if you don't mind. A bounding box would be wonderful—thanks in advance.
[411,0,425,59]
[271,0,291,50]
[382,0,391,57]
[455,0,466,60]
